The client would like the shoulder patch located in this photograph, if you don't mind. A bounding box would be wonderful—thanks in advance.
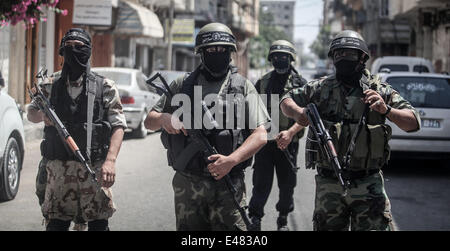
[103,78,116,88]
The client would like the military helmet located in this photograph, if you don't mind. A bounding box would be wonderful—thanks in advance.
[195,23,237,54]
[268,40,296,62]
[328,30,369,61]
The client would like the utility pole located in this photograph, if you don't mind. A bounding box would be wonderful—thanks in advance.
[323,0,329,26]
[167,0,174,71]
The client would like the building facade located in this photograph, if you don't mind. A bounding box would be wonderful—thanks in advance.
[260,0,295,42]
[390,0,450,73]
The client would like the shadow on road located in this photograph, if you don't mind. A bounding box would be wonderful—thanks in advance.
[383,157,450,231]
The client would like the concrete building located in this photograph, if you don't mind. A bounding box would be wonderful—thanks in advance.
[260,0,295,42]
[390,0,450,73]
[0,7,57,105]
[158,0,260,76]
[1,0,165,105]
[323,0,412,67]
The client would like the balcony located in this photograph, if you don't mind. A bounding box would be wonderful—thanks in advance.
[229,0,259,36]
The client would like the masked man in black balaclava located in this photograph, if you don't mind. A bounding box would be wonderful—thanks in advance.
[248,40,307,231]
[27,28,127,231]
[145,23,270,231]
[280,30,421,231]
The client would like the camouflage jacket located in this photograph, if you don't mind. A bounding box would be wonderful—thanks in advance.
[282,69,421,171]
[30,71,127,129]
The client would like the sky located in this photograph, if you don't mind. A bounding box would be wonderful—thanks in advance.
[294,0,323,54]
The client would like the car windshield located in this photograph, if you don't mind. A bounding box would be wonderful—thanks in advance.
[387,76,450,109]
[95,71,131,86]
[380,64,409,72]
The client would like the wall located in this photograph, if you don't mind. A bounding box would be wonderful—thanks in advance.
[8,25,26,105]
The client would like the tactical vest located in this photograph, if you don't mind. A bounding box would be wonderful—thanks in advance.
[160,66,251,176]
[257,69,306,141]
[305,70,392,171]
[41,72,112,162]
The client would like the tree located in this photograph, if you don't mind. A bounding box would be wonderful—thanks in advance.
[249,8,290,69]
[0,0,67,28]
[309,25,333,60]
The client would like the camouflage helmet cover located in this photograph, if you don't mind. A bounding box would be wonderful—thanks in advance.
[195,23,237,54]
[328,30,370,60]
[268,40,296,62]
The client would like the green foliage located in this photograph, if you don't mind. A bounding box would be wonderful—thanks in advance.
[310,25,333,60]
[249,9,289,69]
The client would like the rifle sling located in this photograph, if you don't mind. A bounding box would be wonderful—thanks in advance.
[172,140,207,171]
[86,69,96,163]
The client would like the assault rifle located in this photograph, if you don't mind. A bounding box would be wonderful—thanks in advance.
[306,103,350,194]
[146,72,256,231]
[28,68,97,182]
[268,138,299,173]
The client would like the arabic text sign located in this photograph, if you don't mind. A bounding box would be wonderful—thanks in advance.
[73,0,112,26]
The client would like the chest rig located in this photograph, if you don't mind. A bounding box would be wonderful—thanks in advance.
[160,66,251,176]
[306,71,393,172]
[41,72,112,162]
[258,69,307,140]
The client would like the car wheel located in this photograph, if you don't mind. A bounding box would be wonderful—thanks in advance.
[132,113,148,139]
[0,137,22,201]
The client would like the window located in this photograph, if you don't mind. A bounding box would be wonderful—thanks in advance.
[413,65,430,73]
[379,64,409,72]
[386,77,450,109]
[136,73,149,91]
[96,71,131,86]
[379,0,389,18]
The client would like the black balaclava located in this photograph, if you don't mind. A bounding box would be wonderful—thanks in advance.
[60,28,92,82]
[333,49,365,87]
[271,52,291,75]
[201,47,231,79]
[64,45,91,81]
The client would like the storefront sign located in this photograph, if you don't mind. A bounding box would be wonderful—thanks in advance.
[73,0,113,26]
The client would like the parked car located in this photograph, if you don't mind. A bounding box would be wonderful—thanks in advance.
[148,70,187,95]
[0,75,25,201]
[92,67,161,138]
[371,56,435,74]
[379,72,450,159]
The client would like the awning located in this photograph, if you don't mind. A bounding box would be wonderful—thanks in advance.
[115,0,164,38]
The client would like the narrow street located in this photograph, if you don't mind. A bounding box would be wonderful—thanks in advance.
[1,130,449,231]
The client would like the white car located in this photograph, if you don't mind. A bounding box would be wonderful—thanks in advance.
[379,72,450,159]
[371,56,435,74]
[92,67,161,138]
[0,78,25,201]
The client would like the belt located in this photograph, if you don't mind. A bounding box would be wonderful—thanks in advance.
[318,168,379,180]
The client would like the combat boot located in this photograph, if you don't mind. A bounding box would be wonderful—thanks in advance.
[277,215,289,231]
[250,216,262,231]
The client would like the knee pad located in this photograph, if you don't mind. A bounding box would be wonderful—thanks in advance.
[88,220,109,231]
[46,219,71,231]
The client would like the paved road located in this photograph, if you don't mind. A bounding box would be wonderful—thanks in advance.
[0,131,449,231]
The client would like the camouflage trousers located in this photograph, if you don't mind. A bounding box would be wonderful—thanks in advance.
[173,171,248,231]
[42,160,115,222]
[36,158,48,207]
[313,170,393,231]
